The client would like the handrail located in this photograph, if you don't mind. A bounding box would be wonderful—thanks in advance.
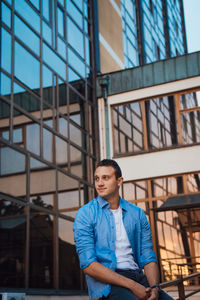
[160,272,200,300]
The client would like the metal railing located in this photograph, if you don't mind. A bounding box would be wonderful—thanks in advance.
[160,272,200,300]
[161,256,200,282]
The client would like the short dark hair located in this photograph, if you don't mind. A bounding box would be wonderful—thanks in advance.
[96,159,122,179]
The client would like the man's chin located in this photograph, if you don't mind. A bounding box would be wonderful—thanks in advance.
[98,192,108,199]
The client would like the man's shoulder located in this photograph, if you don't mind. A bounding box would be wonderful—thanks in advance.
[75,197,98,217]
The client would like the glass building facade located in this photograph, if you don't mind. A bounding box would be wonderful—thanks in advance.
[0,0,97,292]
[121,0,186,67]
[0,0,197,296]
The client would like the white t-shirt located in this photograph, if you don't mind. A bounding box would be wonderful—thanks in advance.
[110,206,139,270]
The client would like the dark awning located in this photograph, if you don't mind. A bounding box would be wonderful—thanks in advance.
[154,193,200,232]
[154,193,200,212]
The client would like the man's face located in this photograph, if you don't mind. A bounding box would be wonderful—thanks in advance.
[94,166,123,200]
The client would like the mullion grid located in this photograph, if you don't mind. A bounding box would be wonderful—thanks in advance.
[0,0,96,291]
[113,103,144,155]
[149,97,172,149]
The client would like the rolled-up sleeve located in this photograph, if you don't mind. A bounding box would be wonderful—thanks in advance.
[139,210,157,269]
[73,206,97,270]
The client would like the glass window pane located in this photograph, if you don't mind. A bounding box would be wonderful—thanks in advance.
[43,42,66,80]
[14,15,40,55]
[43,65,53,105]
[0,198,26,288]
[43,127,53,162]
[26,123,40,155]
[0,73,11,99]
[2,2,11,28]
[0,147,25,175]
[58,0,64,6]
[67,0,82,28]
[67,18,84,58]
[5,0,12,5]
[29,208,54,288]
[69,0,82,11]
[14,0,40,33]
[57,7,64,37]
[14,42,40,90]
[1,28,12,73]
[85,36,90,65]
[56,136,68,164]
[68,48,85,78]
[42,0,50,21]
[42,21,52,45]
[58,215,81,289]
[29,0,39,10]
[13,82,41,114]
[57,37,66,59]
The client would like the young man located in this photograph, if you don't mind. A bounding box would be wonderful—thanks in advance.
[73,159,173,300]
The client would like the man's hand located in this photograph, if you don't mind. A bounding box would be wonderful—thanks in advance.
[147,287,159,300]
[129,282,151,300]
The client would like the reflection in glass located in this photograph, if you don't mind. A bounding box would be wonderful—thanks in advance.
[0,73,11,99]
[58,79,67,107]
[56,136,68,164]
[2,2,11,28]
[57,170,78,195]
[29,207,54,288]
[15,0,40,33]
[14,15,40,55]
[147,97,177,150]
[68,48,85,78]
[43,127,53,162]
[14,82,41,113]
[113,102,144,155]
[187,173,200,193]
[57,7,64,37]
[85,36,90,65]
[181,111,200,144]
[31,194,54,210]
[26,123,40,155]
[58,188,83,211]
[58,216,82,290]
[30,164,56,196]
[42,20,52,45]
[0,147,25,175]
[42,0,50,21]
[67,0,83,28]
[0,199,26,287]
[57,36,66,59]
[30,157,46,169]
[69,122,82,147]
[123,181,147,201]
[1,28,11,73]
[43,42,66,80]
[59,117,68,138]
[43,65,53,105]
[15,42,40,90]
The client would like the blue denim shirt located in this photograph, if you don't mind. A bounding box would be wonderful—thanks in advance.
[73,196,157,299]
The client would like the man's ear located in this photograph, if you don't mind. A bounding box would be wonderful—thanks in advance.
[118,177,123,187]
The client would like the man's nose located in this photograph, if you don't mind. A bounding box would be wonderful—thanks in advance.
[97,179,104,186]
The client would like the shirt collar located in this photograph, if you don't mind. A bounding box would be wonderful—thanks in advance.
[97,196,128,211]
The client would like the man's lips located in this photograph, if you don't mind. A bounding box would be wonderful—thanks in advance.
[97,188,106,192]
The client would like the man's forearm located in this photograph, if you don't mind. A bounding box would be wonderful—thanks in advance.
[144,261,160,287]
[84,261,151,299]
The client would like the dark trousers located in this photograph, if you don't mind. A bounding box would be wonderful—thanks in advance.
[101,269,173,300]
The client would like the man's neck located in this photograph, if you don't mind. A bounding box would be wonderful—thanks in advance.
[106,195,120,209]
